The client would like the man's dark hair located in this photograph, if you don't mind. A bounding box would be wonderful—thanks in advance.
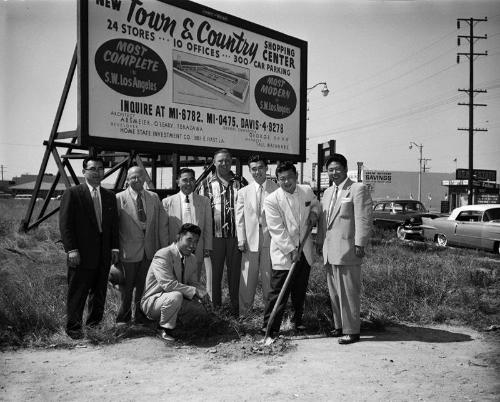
[247,154,268,167]
[213,148,231,159]
[83,156,105,169]
[177,168,195,180]
[325,153,348,170]
[275,161,297,177]
[178,223,201,237]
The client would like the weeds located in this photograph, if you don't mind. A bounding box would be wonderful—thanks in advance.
[0,200,499,348]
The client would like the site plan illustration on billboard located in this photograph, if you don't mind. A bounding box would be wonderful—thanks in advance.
[78,0,307,159]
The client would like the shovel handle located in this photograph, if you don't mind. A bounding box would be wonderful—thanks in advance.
[264,224,313,339]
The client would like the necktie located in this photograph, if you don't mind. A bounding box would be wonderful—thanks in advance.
[257,185,263,223]
[92,187,102,232]
[137,192,146,222]
[328,186,338,222]
[183,194,192,223]
[181,256,185,284]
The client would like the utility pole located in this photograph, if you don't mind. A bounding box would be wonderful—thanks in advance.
[409,142,427,202]
[0,165,5,181]
[457,17,488,205]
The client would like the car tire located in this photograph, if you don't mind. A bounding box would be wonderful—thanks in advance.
[435,234,448,247]
[396,226,406,240]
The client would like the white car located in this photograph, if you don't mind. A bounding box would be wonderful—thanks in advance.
[422,204,500,253]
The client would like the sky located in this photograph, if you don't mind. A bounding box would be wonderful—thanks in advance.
[1,0,499,185]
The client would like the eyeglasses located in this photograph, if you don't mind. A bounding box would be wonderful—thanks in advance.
[277,176,296,183]
[250,167,266,172]
[85,167,104,172]
[327,167,345,173]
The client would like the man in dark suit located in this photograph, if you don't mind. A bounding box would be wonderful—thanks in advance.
[59,156,119,339]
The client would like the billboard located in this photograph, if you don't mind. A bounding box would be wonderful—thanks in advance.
[78,0,307,160]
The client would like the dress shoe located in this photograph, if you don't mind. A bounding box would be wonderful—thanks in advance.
[66,329,84,340]
[338,334,360,345]
[329,328,343,337]
[159,328,175,342]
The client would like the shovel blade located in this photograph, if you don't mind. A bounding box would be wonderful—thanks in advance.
[263,336,275,346]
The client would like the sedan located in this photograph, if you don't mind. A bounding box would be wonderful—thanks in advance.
[372,199,441,239]
[373,199,428,230]
[422,204,500,253]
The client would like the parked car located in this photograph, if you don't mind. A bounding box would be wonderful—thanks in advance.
[372,199,440,239]
[397,211,449,240]
[421,204,500,253]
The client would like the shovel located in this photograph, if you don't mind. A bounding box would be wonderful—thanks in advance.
[262,225,313,346]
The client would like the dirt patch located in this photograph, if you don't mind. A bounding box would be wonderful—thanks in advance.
[1,324,499,401]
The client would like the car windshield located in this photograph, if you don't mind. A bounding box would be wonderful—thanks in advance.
[483,208,500,222]
[404,202,425,212]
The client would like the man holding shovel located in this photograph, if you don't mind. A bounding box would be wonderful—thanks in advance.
[262,161,320,338]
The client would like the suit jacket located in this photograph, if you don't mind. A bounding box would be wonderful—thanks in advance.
[59,183,119,270]
[162,192,212,262]
[236,180,279,252]
[317,178,373,266]
[116,188,168,262]
[141,244,200,312]
[264,184,320,270]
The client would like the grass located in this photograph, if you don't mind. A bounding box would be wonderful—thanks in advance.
[1,199,499,349]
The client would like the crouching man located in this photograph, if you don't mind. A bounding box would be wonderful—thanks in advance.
[140,223,209,341]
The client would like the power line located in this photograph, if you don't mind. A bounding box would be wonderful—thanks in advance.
[313,62,459,120]
[334,29,456,94]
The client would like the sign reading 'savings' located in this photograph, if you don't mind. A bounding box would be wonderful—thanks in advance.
[78,0,307,160]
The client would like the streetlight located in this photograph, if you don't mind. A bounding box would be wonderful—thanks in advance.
[307,82,330,97]
[302,82,330,183]
[409,142,423,202]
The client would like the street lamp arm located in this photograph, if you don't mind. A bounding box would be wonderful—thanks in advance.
[307,82,330,97]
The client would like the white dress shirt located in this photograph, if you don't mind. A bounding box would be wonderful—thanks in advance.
[179,191,195,224]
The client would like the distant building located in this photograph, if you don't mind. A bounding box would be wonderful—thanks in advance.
[8,174,114,199]
[11,173,56,185]
[441,169,499,209]
[337,168,499,212]
[347,170,455,212]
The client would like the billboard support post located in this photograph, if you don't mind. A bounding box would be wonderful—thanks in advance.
[316,140,336,199]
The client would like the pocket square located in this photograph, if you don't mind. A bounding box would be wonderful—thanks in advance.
[305,201,311,206]
[341,197,352,203]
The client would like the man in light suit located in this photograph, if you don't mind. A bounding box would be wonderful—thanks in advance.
[262,161,320,337]
[162,168,212,282]
[236,155,279,316]
[115,166,169,325]
[141,224,209,342]
[317,153,372,345]
[59,157,119,339]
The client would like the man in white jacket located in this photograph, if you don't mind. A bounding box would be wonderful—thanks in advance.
[262,161,319,337]
[236,155,279,316]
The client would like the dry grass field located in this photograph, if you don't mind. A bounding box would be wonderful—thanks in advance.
[1,198,499,349]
